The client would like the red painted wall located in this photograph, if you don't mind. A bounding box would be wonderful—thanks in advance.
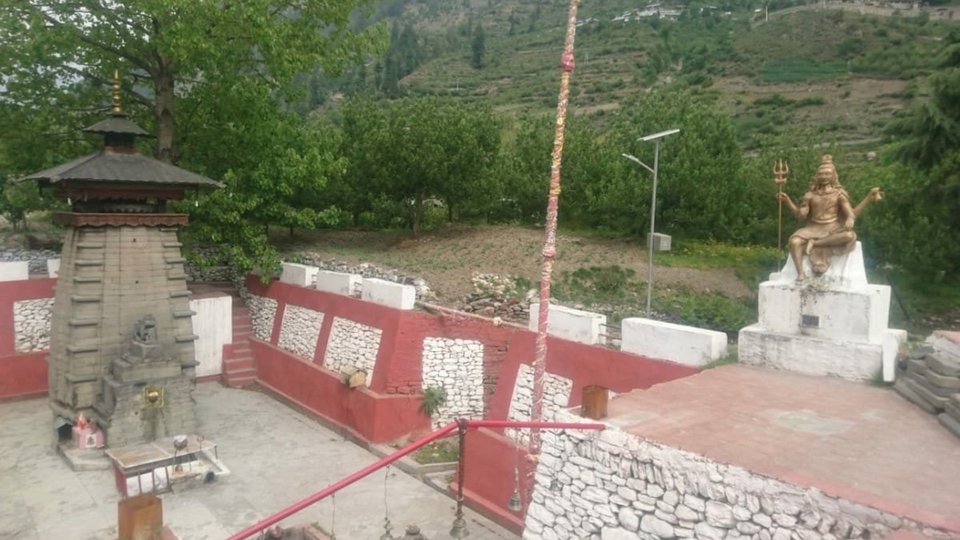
[253,340,429,443]
[247,275,700,532]
[0,278,55,400]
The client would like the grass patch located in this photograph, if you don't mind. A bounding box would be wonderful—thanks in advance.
[552,263,756,333]
[657,241,780,290]
[412,440,459,464]
[758,58,848,83]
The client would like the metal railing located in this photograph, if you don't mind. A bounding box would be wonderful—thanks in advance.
[225,418,605,540]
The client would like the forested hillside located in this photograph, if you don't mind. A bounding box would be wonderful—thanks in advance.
[1,0,958,318]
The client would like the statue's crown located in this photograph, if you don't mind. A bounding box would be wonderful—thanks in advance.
[817,154,836,176]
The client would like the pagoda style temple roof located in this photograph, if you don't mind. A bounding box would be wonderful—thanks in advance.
[81,115,151,137]
[22,150,223,188]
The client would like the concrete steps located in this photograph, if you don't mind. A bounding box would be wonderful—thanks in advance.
[193,282,258,388]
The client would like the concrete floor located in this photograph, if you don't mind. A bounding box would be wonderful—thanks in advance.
[0,383,518,540]
[610,365,960,530]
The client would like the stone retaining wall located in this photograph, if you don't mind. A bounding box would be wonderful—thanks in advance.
[277,304,324,360]
[248,295,278,342]
[13,298,54,352]
[421,337,484,426]
[322,317,382,386]
[524,410,956,540]
[506,363,573,446]
[0,249,59,275]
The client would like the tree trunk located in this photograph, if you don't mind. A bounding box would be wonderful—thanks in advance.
[412,191,424,236]
[154,57,176,163]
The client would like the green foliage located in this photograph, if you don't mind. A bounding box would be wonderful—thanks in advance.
[419,386,447,417]
[656,287,754,334]
[758,59,848,83]
[658,241,780,290]
[471,23,487,69]
[0,0,382,273]
[552,262,754,333]
[555,266,637,303]
[0,182,47,231]
[413,440,459,464]
[337,96,501,233]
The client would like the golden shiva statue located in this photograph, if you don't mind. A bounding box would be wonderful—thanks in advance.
[776,155,883,281]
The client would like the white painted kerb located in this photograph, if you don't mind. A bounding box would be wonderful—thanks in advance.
[280,262,319,288]
[0,261,29,282]
[528,302,606,345]
[362,278,416,310]
[621,318,727,367]
[315,270,362,297]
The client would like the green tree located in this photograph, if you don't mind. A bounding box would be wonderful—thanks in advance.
[341,97,501,234]
[471,24,487,69]
[611,91,749,241]
[1,0,382,274]
[0,0,382,163]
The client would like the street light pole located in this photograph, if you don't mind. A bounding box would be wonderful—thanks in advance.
[622,128,679,318]
[646,140,660,316]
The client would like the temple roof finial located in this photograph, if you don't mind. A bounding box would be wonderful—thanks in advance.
[111,69,122,115]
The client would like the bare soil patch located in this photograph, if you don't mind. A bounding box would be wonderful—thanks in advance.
[275,225,752,303]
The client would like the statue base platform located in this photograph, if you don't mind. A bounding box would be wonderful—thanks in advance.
[739,242,907,382]
[739,324,906,382]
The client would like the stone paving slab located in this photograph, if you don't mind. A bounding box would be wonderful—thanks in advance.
[608,365,960,532]
[0,383,517,540]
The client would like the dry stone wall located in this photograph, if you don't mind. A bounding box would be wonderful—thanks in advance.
[323,317,382,386]
[421,337,485,427]
[524,410,957,540]
[507,363,573,446]
[248,295,278,342]
[13,298,54,352]
[277,305,324,360]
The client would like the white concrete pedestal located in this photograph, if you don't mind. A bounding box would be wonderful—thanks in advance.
[739,243,906,382]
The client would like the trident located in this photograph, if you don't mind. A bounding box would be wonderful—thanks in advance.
[773,159,789,253]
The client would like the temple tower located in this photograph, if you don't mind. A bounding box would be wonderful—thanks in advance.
[22,75,221,447]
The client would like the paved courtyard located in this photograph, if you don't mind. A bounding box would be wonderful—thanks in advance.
[0,383,517,540]
[608,365,960,532]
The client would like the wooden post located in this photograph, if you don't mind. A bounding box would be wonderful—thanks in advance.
[118,494,163,540]
[581,385,609,420]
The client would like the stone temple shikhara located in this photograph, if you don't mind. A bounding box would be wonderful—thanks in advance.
[21,76,221,449]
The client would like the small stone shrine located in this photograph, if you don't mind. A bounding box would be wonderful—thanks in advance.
[20,73,221,449]
[739,155,906,382]
[99,315,197,447]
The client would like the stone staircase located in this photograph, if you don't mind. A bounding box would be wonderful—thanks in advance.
[188,281,257,388]
[223,299,256,388]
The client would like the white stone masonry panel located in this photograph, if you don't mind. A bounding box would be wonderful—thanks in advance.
[278,304,325,360]
[248,295,278,342]
[506,363,573,445]
[323,318,382,386]
[421,338,485,427]
[14,298,54,352]
[523,410,943,540]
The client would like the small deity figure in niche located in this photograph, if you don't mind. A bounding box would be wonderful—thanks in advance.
[777,155,883,280]
[133,315,157,343]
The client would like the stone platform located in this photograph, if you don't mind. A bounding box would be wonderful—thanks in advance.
[606,365,960,533]
[0,383,516,539]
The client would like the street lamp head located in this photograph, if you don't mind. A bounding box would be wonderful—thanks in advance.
[639,128,680,142]
[621,153,643,166]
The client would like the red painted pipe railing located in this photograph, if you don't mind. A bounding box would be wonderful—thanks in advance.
[225,419,605,540]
